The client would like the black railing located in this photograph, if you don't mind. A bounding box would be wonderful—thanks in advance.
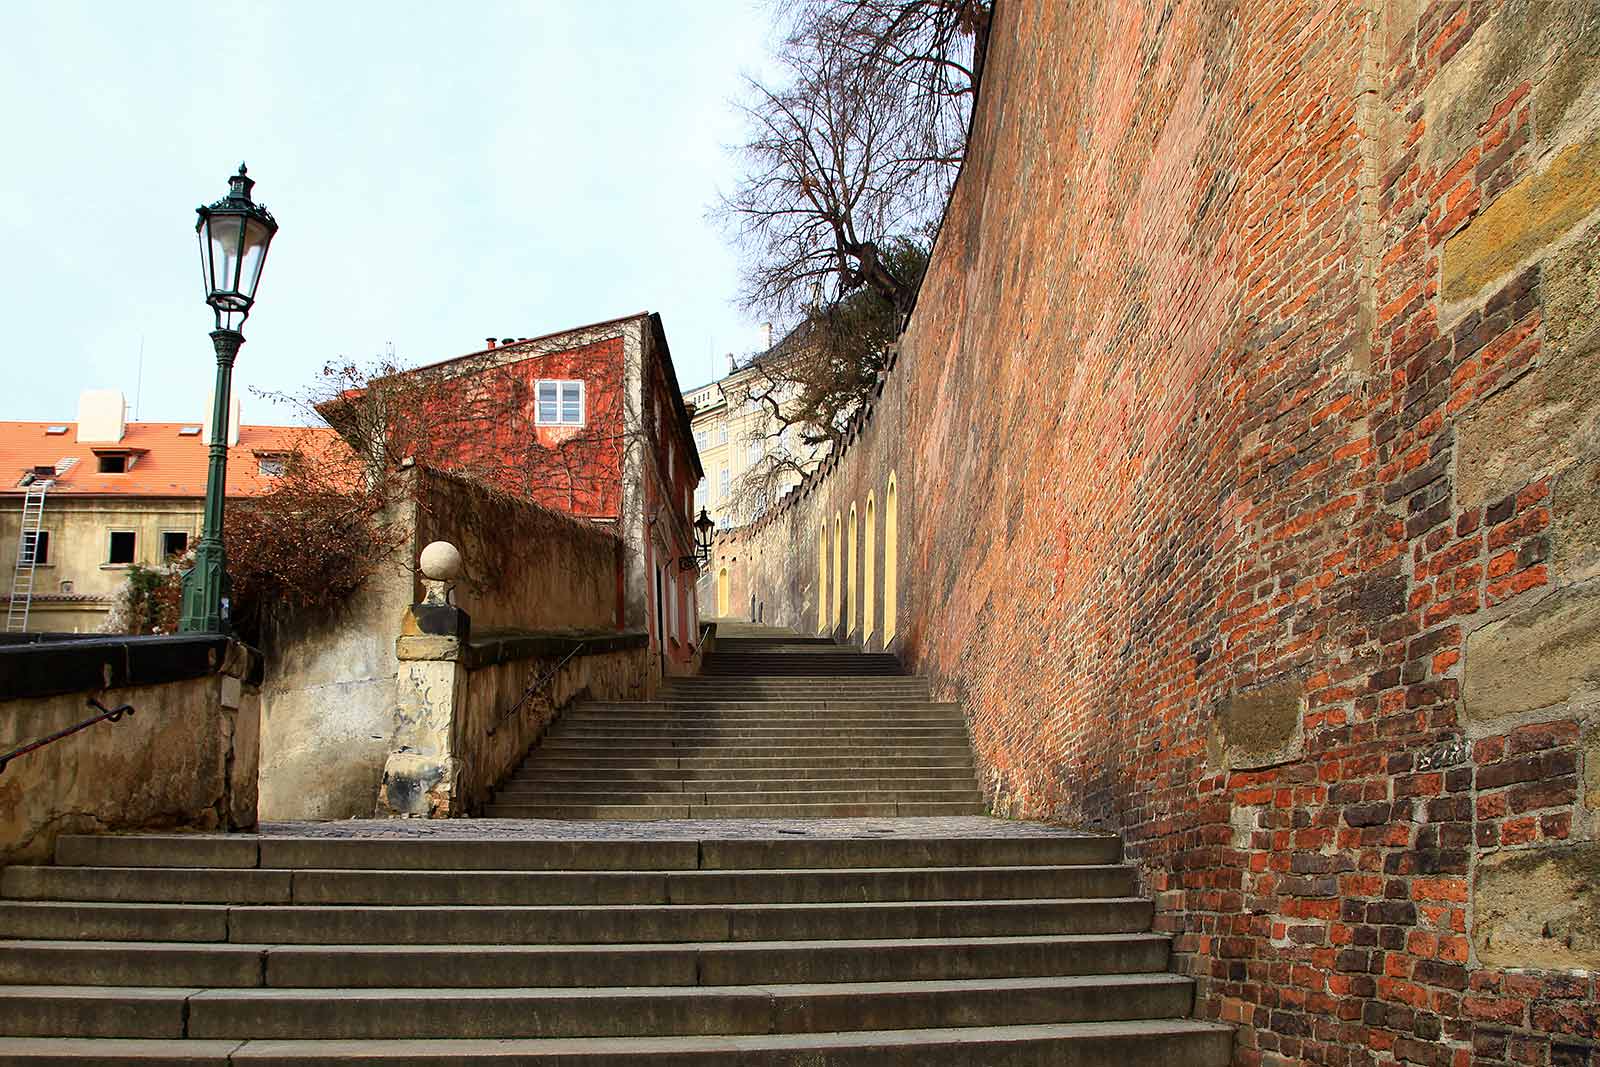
[486,641,588,737]
[0,698,136,775]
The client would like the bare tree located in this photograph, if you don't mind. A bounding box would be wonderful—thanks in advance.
[722,239,926,520]
[718,0,988,322]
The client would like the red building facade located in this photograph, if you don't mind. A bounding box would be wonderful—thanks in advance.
[369,313,704,673]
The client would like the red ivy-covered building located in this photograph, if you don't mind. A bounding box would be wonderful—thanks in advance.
[371,312,705,673]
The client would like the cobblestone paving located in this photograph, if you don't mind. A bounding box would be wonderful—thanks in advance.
[258,816,1097,840]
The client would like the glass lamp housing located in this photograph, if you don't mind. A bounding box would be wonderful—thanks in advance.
[196,164,278,331]
[694,507,716,563]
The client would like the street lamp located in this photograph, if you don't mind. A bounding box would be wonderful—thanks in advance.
[180,163,279,633]
[693,508,716,566]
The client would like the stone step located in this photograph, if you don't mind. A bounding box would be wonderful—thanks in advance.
[490,790,985,807]
[545,728,970,741]
[480,801,987,820]
[659,683,933,693]
[0,933,1172,988]
[3,863,1137,906]
[0,1019,1234,1064]
[564,709,967,722]
[0,1019,1235,1064]
[0,897,1156,945]
[517,756,977,770]
[580,701,954,711]
[531,743,975,757]
[47,835,1120,872]
[505,765,979,783]
[0,973,1196,1040]
[496,776,984,795]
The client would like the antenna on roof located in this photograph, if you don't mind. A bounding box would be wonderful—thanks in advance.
[133,336,144,421]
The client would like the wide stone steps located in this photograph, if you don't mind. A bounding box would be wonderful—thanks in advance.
[0,1020,1234,1064]
[0,974,1198,1039]
[497,776,982,793]
[0,626,1231,1063]
[0,832,1230,1063]
[0,897,1155,944]
[491,630,981,817]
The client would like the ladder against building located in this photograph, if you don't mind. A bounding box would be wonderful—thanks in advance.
[6,482,49,633]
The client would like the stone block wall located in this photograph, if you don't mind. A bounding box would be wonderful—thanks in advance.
[714,0,1600,1061]
[260,465,629,820]
[0,636,260,865]
[414,466,622,634]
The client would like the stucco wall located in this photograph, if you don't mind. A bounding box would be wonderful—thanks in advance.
[260,464,631,820]
[0,640,259,865]
[414,467,621,634]
[714,0,1600,1060]
[0,498,202,632]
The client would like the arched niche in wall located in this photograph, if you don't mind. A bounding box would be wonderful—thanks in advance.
[832,511,843,630]
[864,491,878,644]
[885,472,898,644]
[847,502,859,636]
[816,521,828,634]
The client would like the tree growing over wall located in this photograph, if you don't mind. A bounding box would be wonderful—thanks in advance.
[713,1,982,525]
[718,0,987,321]
[725,239,928,521]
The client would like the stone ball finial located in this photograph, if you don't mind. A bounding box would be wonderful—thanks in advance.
[419,541,463,582]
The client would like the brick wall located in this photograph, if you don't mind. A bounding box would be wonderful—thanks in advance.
[714,0,1600,1062]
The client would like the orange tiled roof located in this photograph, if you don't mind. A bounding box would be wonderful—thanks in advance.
[0,421,344,498]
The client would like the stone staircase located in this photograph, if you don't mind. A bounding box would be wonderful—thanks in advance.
[0,831,1232,1064]
[486,628,986,819]
[0,623,1232,1063]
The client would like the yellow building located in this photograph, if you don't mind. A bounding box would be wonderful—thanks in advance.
[684,340,831,532]
[1,390,333,633]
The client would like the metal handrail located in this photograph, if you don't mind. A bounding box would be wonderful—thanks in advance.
[0,698,136,775]
[486,641,587,737]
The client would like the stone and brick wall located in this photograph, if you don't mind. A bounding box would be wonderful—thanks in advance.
[0,635,260,865]
[260,464,632,821]
[714,0,1600,1062]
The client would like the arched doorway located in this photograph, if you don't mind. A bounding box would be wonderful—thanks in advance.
[717,567,730,617]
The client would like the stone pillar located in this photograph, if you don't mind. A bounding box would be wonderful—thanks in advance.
[377,541,472,818]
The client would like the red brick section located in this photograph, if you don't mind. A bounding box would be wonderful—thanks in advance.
[711,0,1599,1063]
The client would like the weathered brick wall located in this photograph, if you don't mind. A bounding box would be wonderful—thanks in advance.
[716,0,1600,1062]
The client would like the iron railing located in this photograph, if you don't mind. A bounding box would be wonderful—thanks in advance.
[0,698,135,775]
[486,641,588,737]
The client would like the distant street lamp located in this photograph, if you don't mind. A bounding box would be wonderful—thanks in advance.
[180,164,279,633]
[693,508,716,567]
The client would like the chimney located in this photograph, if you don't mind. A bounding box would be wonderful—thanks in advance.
[76,390,126,444]
[761,322,773,351]
[202,390,242,448]
[727,352,737,374]
[485,337,497,350]
[501,338,514,346]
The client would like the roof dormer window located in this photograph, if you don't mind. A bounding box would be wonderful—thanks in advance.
[91,447,144,474]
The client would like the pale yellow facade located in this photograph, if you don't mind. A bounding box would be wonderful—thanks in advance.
[1,497,202,632]
[684,360,829,531]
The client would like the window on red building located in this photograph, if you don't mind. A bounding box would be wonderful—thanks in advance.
[536,380,584,425]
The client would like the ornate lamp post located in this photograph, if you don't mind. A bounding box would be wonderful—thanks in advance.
[180,164,279,633]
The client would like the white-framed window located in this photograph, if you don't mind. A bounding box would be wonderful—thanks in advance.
[719,467,730,499]
[694,484,708,510]
[536,380,585,425]
[718,424,729,444]
[694,430,709,450]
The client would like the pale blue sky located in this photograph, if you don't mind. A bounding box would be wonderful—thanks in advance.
[0,2,777,424]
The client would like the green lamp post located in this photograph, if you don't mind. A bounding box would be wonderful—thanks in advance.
[180,163,279,633]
